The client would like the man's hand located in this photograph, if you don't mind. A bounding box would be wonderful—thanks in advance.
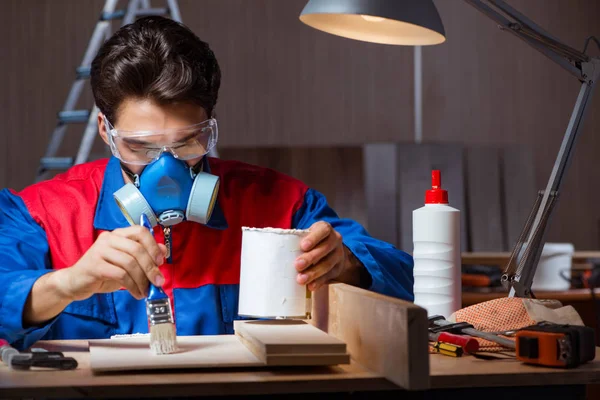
[294,221,370,291]
[57,226,168,301]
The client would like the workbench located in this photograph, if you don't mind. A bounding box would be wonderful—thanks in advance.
[1,341,599,399]
[2,284,600,399]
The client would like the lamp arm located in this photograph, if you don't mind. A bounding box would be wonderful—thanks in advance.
[504,66,598,297]
[464,0,600,297]
[465,0,589,80]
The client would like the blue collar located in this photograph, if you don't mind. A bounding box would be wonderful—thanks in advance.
[93,156,228,231]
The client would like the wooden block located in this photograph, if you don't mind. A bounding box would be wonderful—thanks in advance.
[323,283,430,390]
[260,353,350,366]
[234,319,350,366]
[235,331,350,366]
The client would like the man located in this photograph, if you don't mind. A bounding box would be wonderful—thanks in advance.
[0,16,413,350]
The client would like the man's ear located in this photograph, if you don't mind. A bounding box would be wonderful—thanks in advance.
[97,112,109,146]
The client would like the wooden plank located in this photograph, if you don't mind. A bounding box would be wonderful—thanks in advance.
[89,335,263,372]
[501,145,537,250]
[323,283,430,390]
[89,321,350,372]
[258,353,350,366]
[235,327,350,366]
[331,147,367,226]
[396,144,431,253]
[465,146,505,251]
[287,147,364,224]
[363,143,398,245]
[397,144,467,252]
[233,319,348,358]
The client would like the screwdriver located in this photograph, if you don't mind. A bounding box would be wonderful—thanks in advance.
[431,340,464,357]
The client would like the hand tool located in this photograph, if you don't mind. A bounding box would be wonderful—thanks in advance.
[141,214,177,355]
[516,323,596,368]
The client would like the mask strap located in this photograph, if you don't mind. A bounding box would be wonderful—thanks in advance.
[190,158,204,177]
[120,162,141,187]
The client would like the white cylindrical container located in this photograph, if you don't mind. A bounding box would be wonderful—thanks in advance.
[412,170,461,318]
[532,242,574,291]
[238,227,310,319]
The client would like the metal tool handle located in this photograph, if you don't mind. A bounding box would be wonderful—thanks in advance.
[430,316,516,349]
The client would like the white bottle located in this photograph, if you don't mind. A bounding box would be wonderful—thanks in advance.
[412,170,461,318]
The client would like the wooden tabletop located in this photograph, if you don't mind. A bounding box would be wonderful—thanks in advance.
[431,348,600,389]
[2,341,600,397]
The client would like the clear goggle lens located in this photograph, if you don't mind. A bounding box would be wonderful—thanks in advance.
[105,117,218,165]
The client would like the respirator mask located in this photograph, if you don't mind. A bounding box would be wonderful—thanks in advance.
[104,115,220,228]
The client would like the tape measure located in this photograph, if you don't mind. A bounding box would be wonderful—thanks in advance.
[516,323,596,368]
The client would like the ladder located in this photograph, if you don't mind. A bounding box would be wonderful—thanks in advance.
[35,0,217,183]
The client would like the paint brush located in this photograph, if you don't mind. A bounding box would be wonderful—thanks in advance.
[140,214,177,355]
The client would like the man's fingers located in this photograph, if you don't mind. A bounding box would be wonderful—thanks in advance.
[307,263,343,291]
[112,226,164,265]
[158,243,168,258]
[296,250,339,286]
[108,232,165,286]
[295,237,338,272]
[300,222,333,252]
[101,247,149,298]
[98,261,144,300]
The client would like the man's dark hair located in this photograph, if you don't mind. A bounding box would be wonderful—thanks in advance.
[91,16,221,123]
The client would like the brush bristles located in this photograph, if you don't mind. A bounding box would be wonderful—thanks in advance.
[149,323,178,355]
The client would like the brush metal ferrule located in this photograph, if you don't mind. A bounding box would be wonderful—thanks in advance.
[146,298,174,326]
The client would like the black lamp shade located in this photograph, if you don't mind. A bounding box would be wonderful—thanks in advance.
[299,0,446,45]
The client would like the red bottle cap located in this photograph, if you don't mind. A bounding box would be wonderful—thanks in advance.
[425,170,448,204]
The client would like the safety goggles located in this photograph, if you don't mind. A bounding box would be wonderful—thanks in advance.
[103,116,218,165]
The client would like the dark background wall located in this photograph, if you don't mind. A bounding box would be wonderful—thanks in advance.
[0,0,599,249]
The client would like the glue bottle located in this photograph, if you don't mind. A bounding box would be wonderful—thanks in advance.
[412,170,461,318]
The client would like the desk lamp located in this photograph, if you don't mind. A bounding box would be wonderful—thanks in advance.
[299,0,600,298]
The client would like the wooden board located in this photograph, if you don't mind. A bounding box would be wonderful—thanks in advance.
[502,145,537,250]
[319,283,430,391]
[465,146,505,251]
[89,335,263,372]
[219,147,367,227]
[234,319,350,366]
[363,143,399,245]
[90,322,350,372]
[363,143,467,252]
[396,143,467,252]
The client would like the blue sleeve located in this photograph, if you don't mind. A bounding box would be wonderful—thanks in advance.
[292,188,414,301]
[0,189,56,350]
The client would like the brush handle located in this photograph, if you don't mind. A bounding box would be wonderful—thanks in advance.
[148,283,168,300]
[140,214,154,235]
[140,214,168,301]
